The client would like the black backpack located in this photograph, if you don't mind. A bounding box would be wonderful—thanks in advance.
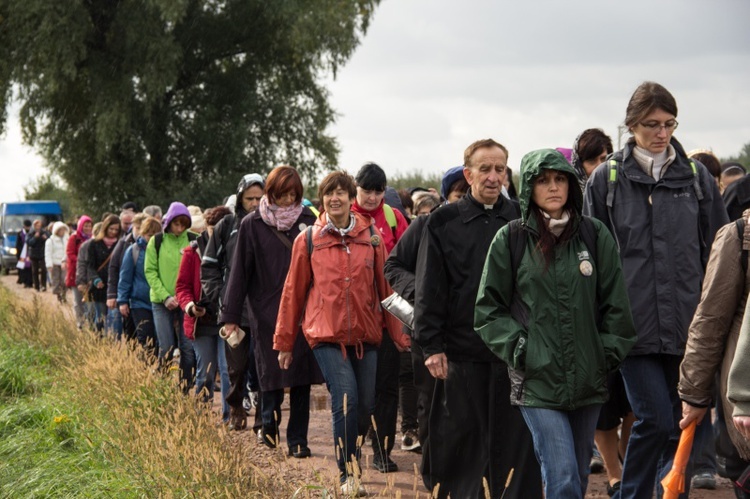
[506,216,599,330]
[507,216,598,282]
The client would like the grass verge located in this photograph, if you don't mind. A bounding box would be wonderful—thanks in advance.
[0,286,288,498]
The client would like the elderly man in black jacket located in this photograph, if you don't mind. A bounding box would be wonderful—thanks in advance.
[413,139,541,498]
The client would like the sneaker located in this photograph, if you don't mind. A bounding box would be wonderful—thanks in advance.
[401,429,421,452]
[340,477,367,497]
[242,396,252,412]
[691,471,716,490]
[372,454,398,473]
[256,429,265,445]
[249,391,259,409]
[590,449,604,474]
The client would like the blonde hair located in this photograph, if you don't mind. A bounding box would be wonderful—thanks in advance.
[139,217,163,238]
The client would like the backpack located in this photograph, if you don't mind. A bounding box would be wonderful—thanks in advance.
[604,154,704,251]
[507,216,600,331]
[736,218,749,274]
[605,155,704,209]
[382,204,398,236]
[153,231,198,259]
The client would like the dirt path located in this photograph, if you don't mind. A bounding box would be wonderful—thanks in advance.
[1,273,735,497]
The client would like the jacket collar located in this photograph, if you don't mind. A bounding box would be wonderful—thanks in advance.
[457,192,516,224]
[620,137,695,185]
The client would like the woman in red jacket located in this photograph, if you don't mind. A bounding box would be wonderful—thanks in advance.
[274,170,409,497]
[66,215,92,329]
[175,206,231,423]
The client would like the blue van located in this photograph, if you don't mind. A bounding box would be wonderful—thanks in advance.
[0,201,63,274]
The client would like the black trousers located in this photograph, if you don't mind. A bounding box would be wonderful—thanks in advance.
[371,331,400,458]
[411,341,435,448]
[421,360,542,499]
[399,350,418,432]
[30,257,47,290]
[224,330,262,431]
[261,385,312,449]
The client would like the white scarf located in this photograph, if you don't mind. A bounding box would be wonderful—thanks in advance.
[542,209,571,238]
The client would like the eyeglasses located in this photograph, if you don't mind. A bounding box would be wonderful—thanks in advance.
[639,120,678,132]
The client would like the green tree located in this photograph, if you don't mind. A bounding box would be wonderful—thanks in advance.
[722,141,750,170]
[22,173,81,221]
[0,0,379,214]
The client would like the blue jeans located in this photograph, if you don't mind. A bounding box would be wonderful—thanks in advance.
[313,344,377,482]
[152,302,196,392]
[107,308,123,339]
[520,405,601,499]
[93,301,108,333]
[617,354,690,499]
[193,331,230,421]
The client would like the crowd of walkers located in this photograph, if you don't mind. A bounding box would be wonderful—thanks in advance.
[11,80,750,498]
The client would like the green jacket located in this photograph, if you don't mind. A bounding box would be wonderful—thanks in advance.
[475,149,636,410]
[144,231,193,304]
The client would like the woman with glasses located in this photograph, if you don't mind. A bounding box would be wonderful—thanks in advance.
[583,81,728,498]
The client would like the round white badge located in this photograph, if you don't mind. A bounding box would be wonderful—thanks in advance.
[579,260,593,277]
[298,223,307,232]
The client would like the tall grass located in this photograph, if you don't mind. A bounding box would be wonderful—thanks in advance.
[0,287,291,498]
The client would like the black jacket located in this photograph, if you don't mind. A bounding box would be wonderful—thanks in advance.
[723,173,750,222]
[87,240,116,303]
[201,213,247,324]
[26,229,50,260]
[414,192,520,362]
[384,214,429,306]
[107,232,135,300]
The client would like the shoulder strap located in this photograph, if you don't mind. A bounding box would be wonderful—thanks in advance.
[606,158,619,209]
[383,204,398,237]
[508,219,526,284]
[689,160,705,202]
[271,227,293,251]
[578,217,598,265]
[131,244,140,267]
[737,218,748,274]
[154,233,164,258]
[306,226,314,259]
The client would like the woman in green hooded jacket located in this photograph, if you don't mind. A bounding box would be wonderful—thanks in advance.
[475,148,636,499]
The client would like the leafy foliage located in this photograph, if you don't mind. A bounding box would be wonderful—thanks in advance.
[0,0,380,213]
[721,141,750,170]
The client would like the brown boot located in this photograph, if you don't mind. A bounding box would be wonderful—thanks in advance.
[229,406,247,431]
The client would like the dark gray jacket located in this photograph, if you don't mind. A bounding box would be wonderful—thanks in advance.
[583,138,728,356]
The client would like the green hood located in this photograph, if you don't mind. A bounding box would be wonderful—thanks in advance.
[518,148,583,224]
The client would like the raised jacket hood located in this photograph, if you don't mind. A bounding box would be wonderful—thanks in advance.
[518,148,583,224]
[162,202,191,231]
[76,215,92,238]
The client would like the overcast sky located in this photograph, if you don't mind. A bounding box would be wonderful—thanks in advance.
[2,0,749,203]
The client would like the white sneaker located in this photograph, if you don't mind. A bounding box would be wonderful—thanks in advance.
[340,477,366,497]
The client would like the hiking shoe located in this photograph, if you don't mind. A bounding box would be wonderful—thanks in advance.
[401,429,420,452]
[590,449,604,473]
[691,472,716,489]
[340,477,367,497]
[259,430,277,449]
[372,455,398,473]
[607,480,621,497]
